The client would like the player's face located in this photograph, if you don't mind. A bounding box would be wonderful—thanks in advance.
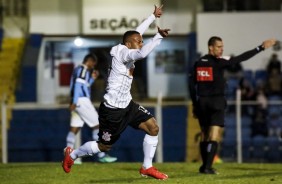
[87,58,97,70]
[128,34,143,49]
[209,40,224,58]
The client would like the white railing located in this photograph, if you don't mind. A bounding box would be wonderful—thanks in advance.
[2,93,282,164]
[156,91,163,163]
[236,89,242,163]
[229,90,282,163]
[0,94,188,164]
[1,97,7,164]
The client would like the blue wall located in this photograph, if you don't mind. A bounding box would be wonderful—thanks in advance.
[8,106,187,162]
[8,109,69,162]
[15,66,37,102]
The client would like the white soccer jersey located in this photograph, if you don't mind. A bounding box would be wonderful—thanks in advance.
[103,14,163,108]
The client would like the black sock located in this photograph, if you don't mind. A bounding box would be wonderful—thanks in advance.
[205,141,218,169]
[200,142,208,168]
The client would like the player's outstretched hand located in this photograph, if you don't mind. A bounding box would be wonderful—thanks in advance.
[262,39,277,49]
[69,104,76,111]
[153,4,163,18]
[158,26,170,37]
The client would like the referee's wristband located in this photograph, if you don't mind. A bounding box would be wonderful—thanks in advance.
[256,45,265,52]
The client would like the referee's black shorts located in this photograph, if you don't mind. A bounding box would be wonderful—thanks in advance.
[198,96,226,128]
[98,100,153,145]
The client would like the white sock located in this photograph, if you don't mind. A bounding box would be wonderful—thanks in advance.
[92,129,106,158]
[66,131,76,149]
[142,134,158,169]
[97,152,106,158]
[70,141,101,160]
[92,129,99,141]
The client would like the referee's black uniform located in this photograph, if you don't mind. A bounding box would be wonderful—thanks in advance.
[190,45,264,126]
[189,44,265,173]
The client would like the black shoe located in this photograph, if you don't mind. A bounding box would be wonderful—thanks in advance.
[199,165,205,173]
[199,167,218,174]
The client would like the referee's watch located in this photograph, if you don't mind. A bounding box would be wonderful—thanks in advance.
[256,45,265,52]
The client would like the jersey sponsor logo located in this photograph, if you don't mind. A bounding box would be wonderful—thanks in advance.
[196,67,213,81]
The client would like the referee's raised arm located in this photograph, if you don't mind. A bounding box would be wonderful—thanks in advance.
[222,38,277,66]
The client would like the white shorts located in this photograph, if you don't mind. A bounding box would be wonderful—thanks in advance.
[70,97,99,128]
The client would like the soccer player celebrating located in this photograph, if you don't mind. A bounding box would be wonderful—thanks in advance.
[62,5,170,180]
[189,36,276,174]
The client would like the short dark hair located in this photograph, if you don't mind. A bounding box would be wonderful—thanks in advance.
[82,53,98,64]
[122,30,140,44]
[208,36,222,46]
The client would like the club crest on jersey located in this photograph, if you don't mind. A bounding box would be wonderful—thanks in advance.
[102,131,112,142]
[196,67,213,81]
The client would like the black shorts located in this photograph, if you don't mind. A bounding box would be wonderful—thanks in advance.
[197,96,226,127]
[98,100,153,145]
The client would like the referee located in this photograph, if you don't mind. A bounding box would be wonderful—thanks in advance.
[189,36,276,174]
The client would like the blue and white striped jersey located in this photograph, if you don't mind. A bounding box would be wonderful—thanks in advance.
[70,64,94,104]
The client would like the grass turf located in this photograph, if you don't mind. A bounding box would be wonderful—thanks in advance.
[0,162,281,184]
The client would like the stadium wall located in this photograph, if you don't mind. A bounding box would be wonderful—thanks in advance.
[28,0,194,35]
[8,106,187,162]
[197,12,282,71]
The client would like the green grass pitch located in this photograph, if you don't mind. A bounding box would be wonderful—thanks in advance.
[0,162,281,184]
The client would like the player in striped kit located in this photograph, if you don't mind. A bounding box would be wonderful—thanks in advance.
[65,53,117,163]
[62,5,170,180]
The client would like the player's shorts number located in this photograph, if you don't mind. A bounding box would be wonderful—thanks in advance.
[138,105,151,115]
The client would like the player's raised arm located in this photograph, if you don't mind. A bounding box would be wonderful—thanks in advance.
[153,4,163,18]
[136,4,163,35]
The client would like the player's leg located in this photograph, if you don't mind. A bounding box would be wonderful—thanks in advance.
[62,140,110,173]
[139,117,158,168]
[73,97,102,159]
[66,127,81,148]
[92,126,104,157]
[197,98,210,173]
[66,126,82,165]
[138,118,168,180]
[67,126,114,163]
[92,126,117,163]
[198,96,224,174]
[70,141,104,159]
[199,126,209,172]
[128,102,167,180]
[203,97,226,174]
[63,99,99,173]
[66,110,83,148]
[199,126,220,174]
[77,98,117,163]
[213,129,224,164]
[204,126,221,174]
[97,101,128,159]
